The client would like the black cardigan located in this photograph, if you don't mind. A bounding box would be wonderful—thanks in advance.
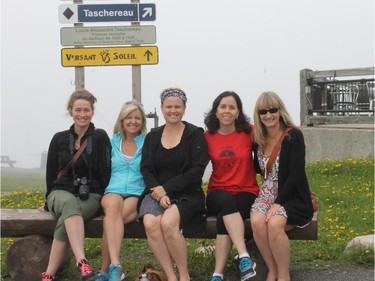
[139,121,209,234]
[140,121,209,197]
[253,128,314,226]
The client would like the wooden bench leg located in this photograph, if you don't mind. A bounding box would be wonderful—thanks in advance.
[6,235,70,281]
[246,239,268,281]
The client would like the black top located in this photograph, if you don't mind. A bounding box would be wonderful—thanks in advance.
[45,122,111,200]
[140,121,209,234]
[253,128,314,226]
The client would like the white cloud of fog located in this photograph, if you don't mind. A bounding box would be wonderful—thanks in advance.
[1,0,374,168]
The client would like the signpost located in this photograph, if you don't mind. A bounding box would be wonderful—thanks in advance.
[60,25,156,46]
[59,3,156,23]
[59,0,158,104]
[61,46,158,67]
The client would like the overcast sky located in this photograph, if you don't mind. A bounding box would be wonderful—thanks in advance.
[1,0,374,169]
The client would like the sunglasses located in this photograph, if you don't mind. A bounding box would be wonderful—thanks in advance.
[258,108,279,115]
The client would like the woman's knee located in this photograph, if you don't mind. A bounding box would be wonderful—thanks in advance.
[102,197,122,214]
[267,216,287,238]
[160,217,179,235]
[143,215,161,236]
[160,208,180,237]
[250,212,266,232]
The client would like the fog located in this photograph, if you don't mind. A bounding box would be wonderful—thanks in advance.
[1,0,374,169]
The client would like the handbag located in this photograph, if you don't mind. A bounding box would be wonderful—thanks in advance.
[135,264,165,281]
[311,191,318,212]
[57,139,88,179]
[266,127,318,212]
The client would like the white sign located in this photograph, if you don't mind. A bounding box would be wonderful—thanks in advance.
[60,25,157,46]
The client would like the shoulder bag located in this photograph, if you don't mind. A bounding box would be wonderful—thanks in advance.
[265,127,317,212]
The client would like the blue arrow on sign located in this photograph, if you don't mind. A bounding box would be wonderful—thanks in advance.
[139,4,156,21]
[59,3,156,23]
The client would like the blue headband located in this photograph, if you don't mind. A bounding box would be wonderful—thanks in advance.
[161,88,187,104]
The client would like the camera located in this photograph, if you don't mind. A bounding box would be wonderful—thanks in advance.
[74,176,90,200]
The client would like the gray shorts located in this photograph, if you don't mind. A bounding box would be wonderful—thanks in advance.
[137,194,164,221]
[47,189,101,242]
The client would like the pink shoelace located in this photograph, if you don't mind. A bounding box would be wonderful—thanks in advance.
[41,272,54,281]
[79,260,93,276]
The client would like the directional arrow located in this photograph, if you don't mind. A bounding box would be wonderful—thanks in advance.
[138,4,156,21]
[142,7,153,19]
[144,50,153,61]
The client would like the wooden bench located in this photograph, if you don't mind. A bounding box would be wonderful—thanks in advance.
[1,209,317,281]
[0,155,16,168]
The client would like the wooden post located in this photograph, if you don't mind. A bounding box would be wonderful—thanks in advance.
[131,0,142,102]
[74,0,85,90]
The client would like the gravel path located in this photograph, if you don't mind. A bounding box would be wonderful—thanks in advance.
[200,265,374,281]
[161,266,375,281]
[289,265,374,281]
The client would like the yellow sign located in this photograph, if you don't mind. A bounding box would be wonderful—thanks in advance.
[61,46,158,67]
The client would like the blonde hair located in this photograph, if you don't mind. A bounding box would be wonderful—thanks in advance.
[113,100,147,140]
[253,91,297,148]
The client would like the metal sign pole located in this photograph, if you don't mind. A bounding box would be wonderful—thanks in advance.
[74,0,85,90]
[131,0,141,102]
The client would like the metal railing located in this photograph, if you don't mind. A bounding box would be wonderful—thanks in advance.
[300,67,374,126]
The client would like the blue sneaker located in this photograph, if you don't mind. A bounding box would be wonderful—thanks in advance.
[108,264,124,281]
[239,256,256,280]
[210,276,223,281]
[97,272,109,281]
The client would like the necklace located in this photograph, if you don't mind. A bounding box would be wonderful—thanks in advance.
[74,140,81,150]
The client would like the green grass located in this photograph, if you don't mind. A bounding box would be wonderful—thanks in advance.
[1,159,374,280]
[1,167,45,192]
[290,159,374,269]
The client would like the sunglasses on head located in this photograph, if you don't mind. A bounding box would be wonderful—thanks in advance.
[258,108,279,115]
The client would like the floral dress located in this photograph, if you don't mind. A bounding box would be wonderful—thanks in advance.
[250,149,287,218]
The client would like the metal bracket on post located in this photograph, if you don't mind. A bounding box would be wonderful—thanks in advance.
[146,109,159,128]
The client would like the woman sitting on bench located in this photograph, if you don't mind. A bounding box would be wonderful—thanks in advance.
[250,91,314,281]
[39,89,111,281]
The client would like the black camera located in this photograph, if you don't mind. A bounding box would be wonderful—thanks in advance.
[74,176,90,200]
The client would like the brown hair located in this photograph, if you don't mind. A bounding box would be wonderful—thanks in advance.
[66,89,97,113]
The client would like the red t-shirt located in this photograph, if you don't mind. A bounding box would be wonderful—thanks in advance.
[204,128,259,196]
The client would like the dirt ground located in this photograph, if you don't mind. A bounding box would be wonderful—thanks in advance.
[3,265,373,281]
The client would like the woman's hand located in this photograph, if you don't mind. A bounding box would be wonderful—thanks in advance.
[151,186,167,202]
[38,206,46,212]
[159,195,171,209]
[266,203,281,222]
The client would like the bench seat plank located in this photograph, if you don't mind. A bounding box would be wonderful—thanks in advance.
[1,209,317,240]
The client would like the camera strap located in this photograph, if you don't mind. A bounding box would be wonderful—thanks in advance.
[57,137,88,179]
